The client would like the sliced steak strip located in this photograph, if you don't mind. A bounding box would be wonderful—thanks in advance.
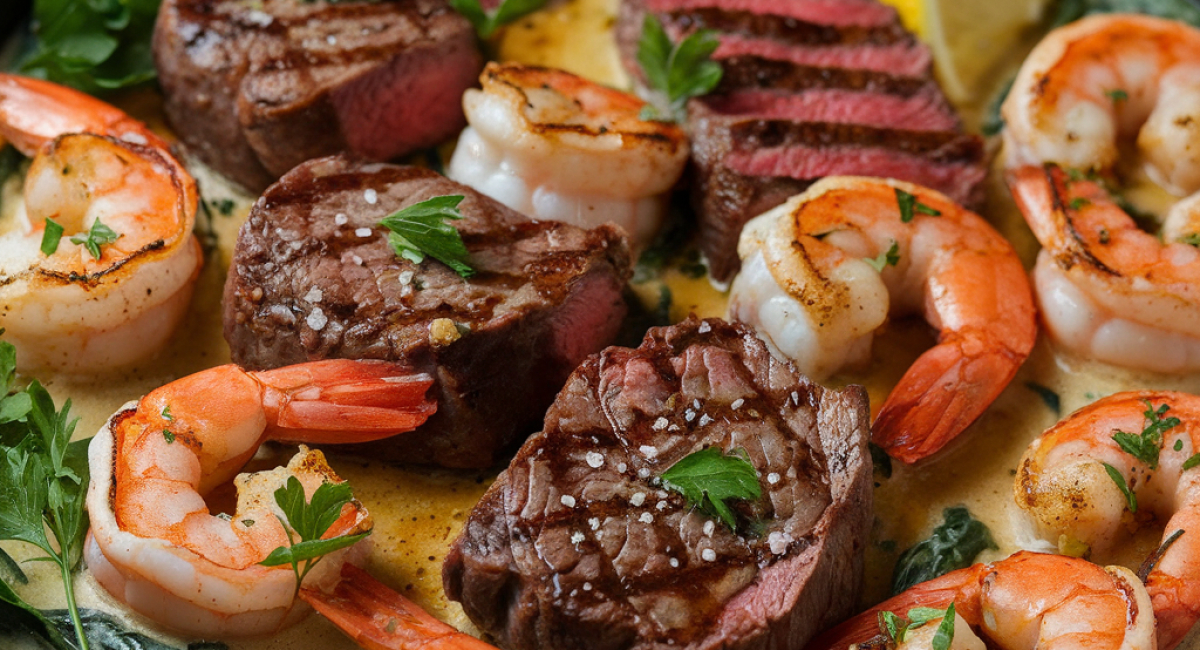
[617,0,986,282]
[223,158,631,468]
[154,0,482,192]
[444,317,872,650]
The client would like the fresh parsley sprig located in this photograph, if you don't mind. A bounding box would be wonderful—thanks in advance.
[20,0,161,94]
[637,15,723,122]
[1112,400,1180,470]
[660,446,761,532]
[259,476,370,598]
[864,241,900,272]
[0,337,90,650]
[895,188,941,223]
[450,0,548,39]
[379,195,475,278]
[66,218,122,261]
[879,604,956,649]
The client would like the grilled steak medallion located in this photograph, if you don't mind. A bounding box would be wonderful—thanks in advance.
[154,0,482,192]
[444,317,872,650]
[223,158,632,468]
[617,0,987,282]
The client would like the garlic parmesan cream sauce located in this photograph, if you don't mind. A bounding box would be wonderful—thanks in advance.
[4,0,1200,647]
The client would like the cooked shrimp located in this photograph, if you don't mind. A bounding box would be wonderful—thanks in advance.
[1016,391,1200,648]
[730,176,1036,464]
[805,551,1156,650]
[0,74,201,373]
[1002,15,1200,371]
[302,563,498,650]
[85,359,437,637]
[446,62,688,250]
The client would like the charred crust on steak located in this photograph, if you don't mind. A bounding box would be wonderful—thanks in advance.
[444,317,872,650]
[154,0,483,191]
[661,8,914,48]
[223,158,633,468]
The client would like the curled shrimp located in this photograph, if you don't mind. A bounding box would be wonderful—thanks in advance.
[446,62,688,250]
[730,176,1036,463]
[0,74,202,373]
[1016,391,1200,648]
[1002,15,1200,372]
[85,359,437,637]
[805,551,1156,650]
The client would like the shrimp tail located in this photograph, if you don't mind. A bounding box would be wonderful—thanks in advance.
[873,332,1026,464]
[300,564,498,650]
[1147,574,1200,650]
[255,360,437,443]
[803,565,985,650]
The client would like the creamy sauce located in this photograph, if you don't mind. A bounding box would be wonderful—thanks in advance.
[5,0,1200,648]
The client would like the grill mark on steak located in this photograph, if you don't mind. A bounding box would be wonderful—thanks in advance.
[710,35,933,77]
[645,0,900,27]
[444,317,872,650]
[223,158,632,468]
[662,8,912,47]
[716,55,934,96]
[730,120,984,159]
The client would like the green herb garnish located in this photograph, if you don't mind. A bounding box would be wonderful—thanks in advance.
[450,0,549,39]
[162,429,175,444]
[891,506,996,595]
[1184,453,1200,471]
[0,338,91,650]
[379,195,474,278]
[895,188,940,223]
[879,604,956,648]
[1106,88,1129,102]
[40,219,64,257]
[1178,233,1200,247]
[259,476,370,597]
[20,0,160,94]
[660,446,761,532]
[1103,461,1137,512]
[932,603,956,650]
[1069,197,1092,210]
[637,15,723,122]
[864,241,900,272]
[69,218,121,261]
[1025,382,1061,415]
[1112,400,1179,470]
[870,442,893,479]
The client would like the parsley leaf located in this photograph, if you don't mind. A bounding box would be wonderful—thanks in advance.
[379,195,475,278]
[891,506,996,595]
[450,0,548,39]
[895,188,940,223]
[864,241,900,272]
[1069,197,1092,210]
[1178,233,1200,247]
[932,603,956,650]
[69,218,121,261]
[1184,453,1200,471]
[660,446,761,531]
[260,476,371,597]
[1106,88,1129,102]
[637,15,723,122]
[1112,400,1179,470]
[878,605,955,646]
[0,338,90,650]
[20,0,160,94]
[1103,461,1137,512]
[40,219,65,257]
[1025,382,1061,415]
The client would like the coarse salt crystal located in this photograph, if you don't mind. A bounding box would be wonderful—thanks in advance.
[731,398,744,410]
[652,417,668,431]
[639,513,653,523]
[701,548,716,562]
[352,255,364,266]
[306,308,328,331]
[637,468,650,479]
[326,35,337,45]
[585,452,604,468]
[684,410,696,422]
[244,9,273,25]
[698,414,713,426]
[693,399,701,410]
[767,472,781,485]
[703,521,715,536]
[588,517,600,530]
[656,501,667,511]
[768,531,793,555]
[668,424,680,432]
[791,391,799,405]
[560,495,576,508]
[398,270,415,285]
[630,492,646,506]
[698,321,711,333]
[570,531,585,544]
[583,582,592,591]
[304,288,323,303]
[639,445,658,458]
[617,463,627,473]
[669,558,679,568]
[355,227,372,237]
[364,189,378,204]
[334,213,349,225]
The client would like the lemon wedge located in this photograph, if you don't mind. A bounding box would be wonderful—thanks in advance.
[882,0,1049,104]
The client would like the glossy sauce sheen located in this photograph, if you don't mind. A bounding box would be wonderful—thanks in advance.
[3,0,1200,647]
